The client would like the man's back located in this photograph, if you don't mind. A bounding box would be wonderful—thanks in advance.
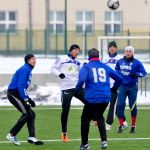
[77,59,122,103]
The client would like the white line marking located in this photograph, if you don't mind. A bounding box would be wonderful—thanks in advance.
[1,138,150,144]
[0,106,150,111]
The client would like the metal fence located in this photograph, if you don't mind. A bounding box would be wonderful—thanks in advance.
[139,76,150,97]
[0,29,150,59]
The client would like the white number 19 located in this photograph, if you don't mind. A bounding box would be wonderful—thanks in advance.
[92,68,106,83]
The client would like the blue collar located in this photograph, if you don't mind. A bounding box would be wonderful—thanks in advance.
[68,54,75,59]
[109,52,117,58]
[25,63,34,69]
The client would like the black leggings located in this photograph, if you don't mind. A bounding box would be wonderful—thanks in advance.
[61,88,85,133]
[7,89,35,137]
[81,102,108,145]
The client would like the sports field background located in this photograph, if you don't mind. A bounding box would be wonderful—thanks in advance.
[0,106,150,150]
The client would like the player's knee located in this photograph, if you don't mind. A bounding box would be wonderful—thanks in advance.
[22,113,29,122]
[131,109,137,116]
[117,104,125,111]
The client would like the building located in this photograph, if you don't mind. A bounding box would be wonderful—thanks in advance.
[0,0,150,55]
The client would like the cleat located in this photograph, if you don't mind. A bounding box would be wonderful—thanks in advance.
[130,126,136,133]
[6,133,21,145]
[28,137,44,145]
[123,121,128,128]
[106,124,111,131]
[91,121,98,126]
[118,125,125,133]
[80,144,90,150]
[101,141,108,149]
[61,133,69,143]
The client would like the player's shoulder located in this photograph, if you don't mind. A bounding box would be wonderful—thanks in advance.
[103,55,109,63]
[103,53,122,62]
[115,54,122,60]
[56,55,69,62]
[100,62,115,73]
[17,64,30,75]
[58,55,68,59]
[19,64,29,70]
[118,56,124,61]
[133,58,142,64]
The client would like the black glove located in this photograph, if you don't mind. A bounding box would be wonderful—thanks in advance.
[111,87,117,93]
[24,100,30,110]
[130,73,137,78]
[28,98,36,107]
[59,73,65,79]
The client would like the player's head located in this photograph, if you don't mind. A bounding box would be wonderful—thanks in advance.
[24,54,36,67]
[108,41,118,56]
[69,44,80,58]
[88,48,99,59]
[125,46,134,58]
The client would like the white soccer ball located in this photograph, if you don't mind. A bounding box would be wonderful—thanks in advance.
[107,0,120,10]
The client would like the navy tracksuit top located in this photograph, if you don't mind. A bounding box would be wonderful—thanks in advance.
[115,57,147,85]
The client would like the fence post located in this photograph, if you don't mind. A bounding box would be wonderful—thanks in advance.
[140,78,142,95]
[144,77,147,97]
[26,29,32,53]
[26,29,28,52]
[82,30,87,58]
[83,30,87,58]
[55,32,58,58]
[64,0,67,54]
[6,30,10,55]
[44,28,49,56]
[149,32,150,63]
[127,29,130,45]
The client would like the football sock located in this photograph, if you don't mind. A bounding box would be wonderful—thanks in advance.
[131,116,136,127]
[119,118,124,126]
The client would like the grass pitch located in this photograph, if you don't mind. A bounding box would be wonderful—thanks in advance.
[0,106,150,150]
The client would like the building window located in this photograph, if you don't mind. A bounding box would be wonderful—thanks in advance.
[0,11,16,33]
[104,11,122,35]
[49,11,64,34]
[76,11,94,35]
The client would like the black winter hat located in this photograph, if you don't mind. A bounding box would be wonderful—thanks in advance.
[24,54,35,63]
[108,41,117,48]
[88,48,99,59]
[69,44,80,52]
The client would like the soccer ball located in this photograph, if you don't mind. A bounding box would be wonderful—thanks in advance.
[107,0,120,10]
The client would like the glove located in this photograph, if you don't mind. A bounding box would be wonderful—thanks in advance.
[130,73,137,78]
[24,100,30,110]
[28,98,36,107]
[111,87,117,93]
[59,73,65,79]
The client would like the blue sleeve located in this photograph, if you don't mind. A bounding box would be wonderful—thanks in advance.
[76,65,88,91]
[109,67,122,89]
[18,69,30,100]
[115,61,120,73]
[135,62,147,77]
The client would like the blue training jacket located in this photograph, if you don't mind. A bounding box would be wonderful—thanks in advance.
[115,57,147,85]
[76,59,122,103]
[8,63,33,101]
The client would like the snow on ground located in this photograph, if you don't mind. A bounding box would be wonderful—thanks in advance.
[0,83,150,106]
[0,56,150,106]
[0,55,150,74]
[0,83,83,106]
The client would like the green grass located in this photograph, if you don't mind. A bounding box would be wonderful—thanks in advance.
[0,106,150,150]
